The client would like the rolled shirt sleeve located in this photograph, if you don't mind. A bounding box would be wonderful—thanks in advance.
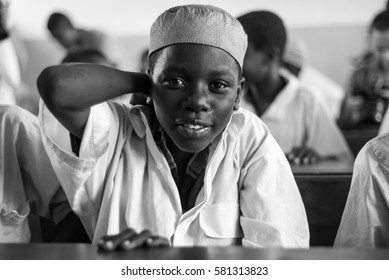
[39,101,120,217]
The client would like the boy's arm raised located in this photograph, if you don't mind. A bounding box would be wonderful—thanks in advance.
[37,63,150,138]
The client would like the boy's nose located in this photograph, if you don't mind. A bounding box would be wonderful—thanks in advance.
[182,86,211,112]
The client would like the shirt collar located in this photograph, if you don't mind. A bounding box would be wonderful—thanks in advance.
[262,69,300,121]
[128,105,153,138]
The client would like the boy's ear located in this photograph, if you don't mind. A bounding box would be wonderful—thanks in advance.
[234,77,245,110]
[266,47,280,62]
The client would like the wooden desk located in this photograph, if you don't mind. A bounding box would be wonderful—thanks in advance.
[292,159,353,247]
[291,157,354,175]
[342,125,378,157]
[0,244,389,260]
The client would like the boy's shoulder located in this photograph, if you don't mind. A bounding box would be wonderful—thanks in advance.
[274,72,320,112]
[0,104,38,126]
[229,107,272,140]
[362,133,389,163]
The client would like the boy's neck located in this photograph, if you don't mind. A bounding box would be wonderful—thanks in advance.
[249,70,286,116]
[166,136,194,185]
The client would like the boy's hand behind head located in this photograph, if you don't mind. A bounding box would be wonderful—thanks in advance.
[286,146,320,165]
[97,228,170,252]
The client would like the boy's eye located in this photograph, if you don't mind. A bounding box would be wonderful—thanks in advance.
[162,78,185,88]
[209,81,228,92]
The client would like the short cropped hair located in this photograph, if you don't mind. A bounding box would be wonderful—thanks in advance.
[47,12,73,31]
[369,1,389,32]
[237,11,287,56]
[370,12,389,32]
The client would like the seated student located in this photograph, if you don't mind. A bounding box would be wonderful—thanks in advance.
[237,11,352,164]
[0,0,37,113]
[0,104,86,242]
[38,5,309,249]
[338,2,389,129]
[334,133,389,248]
[47,12,109,57]
[283,40,345,121]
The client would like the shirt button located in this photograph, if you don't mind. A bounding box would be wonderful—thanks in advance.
[157,163,163,169]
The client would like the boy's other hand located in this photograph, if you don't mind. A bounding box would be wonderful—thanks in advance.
[97,228,170,251]
[286,146,320,165]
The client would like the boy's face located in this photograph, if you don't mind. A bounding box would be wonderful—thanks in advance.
[51,22,77,50]
[242,42,270,84]
[369,29,389,69]
[150,44,244,154]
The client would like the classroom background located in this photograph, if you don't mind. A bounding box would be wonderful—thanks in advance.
[9,0,385,106]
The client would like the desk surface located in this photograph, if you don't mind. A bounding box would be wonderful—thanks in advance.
[291,158,354,176]
[1,244,389,260]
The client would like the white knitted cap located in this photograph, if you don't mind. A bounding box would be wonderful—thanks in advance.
[149,5,248,68]
[283,40,309,69]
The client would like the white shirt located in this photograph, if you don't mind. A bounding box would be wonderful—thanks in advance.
[334,133,389,248]
[241,72,353,160]
[40,102,310,247]
[0,105,69,243]
[299,65,345,120]
[0,38,21,105]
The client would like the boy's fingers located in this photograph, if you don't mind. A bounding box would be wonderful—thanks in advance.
[119,229,153,250]
[306,150,318,164]
[297,149,310,165]
[286,147,299,161]
[295,147,307,162]
[300,149,319,165]
[98,228,137,251]
[145,236,170,247]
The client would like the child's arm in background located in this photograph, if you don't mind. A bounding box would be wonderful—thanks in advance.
[37,63,150,138]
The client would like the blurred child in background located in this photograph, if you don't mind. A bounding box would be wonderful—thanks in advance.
[237,11,352,165]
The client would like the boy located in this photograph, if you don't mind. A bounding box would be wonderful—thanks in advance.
[338,3,389,129]
[237,11,352,165]
[38,5,309,249]
[334,133,389,248]
[47,12,108,57]
[0,0,25,105]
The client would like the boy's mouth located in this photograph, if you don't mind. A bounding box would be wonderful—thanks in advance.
[175,119,212,138]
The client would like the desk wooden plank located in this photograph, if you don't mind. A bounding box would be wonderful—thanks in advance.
[291,158,353,175]
[295,174,352,247]
[0,244,389,260]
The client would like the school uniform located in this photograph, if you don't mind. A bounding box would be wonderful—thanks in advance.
[299,65,345,120]
[0,37,20,104]
[241,71,353,159]
[0,105,70,242]
[334,133,389,248]
[40,101,310,247]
